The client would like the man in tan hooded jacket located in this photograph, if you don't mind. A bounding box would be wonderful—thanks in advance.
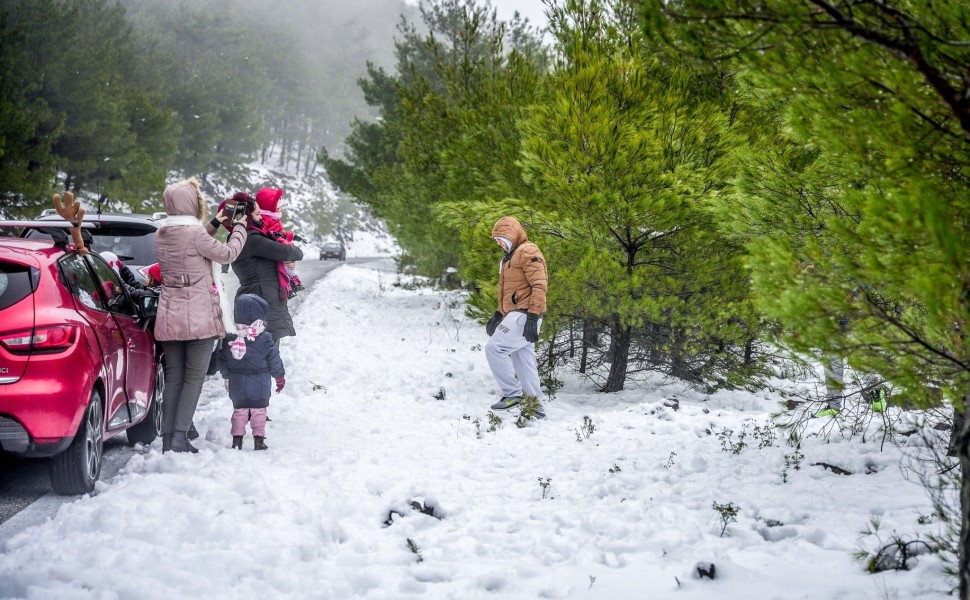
[485,216,547,416]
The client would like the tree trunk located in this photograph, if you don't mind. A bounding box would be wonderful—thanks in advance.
[579,320,590,374]
[669,328,696,383]
[958,387,970,600]
[602,321,631,392]
[648,321,664,367]
[951,406,965,457]
[304,147,315,178]
[278,137,288,168]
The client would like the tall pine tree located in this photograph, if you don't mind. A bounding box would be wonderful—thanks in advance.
[515,0,760,391]
[642,1,970,593]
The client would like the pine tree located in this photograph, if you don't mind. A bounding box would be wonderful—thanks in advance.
[325,0,547,277]
[642,1,970,594]
[514,0,760,391]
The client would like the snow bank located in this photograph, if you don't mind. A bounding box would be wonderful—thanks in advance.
[0,261,951,599]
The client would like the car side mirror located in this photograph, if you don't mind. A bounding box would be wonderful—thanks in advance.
[137,294,158,319]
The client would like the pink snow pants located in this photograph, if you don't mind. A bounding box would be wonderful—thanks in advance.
[231,408,267,436]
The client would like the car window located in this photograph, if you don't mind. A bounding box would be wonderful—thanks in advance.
[87,255,136,317]
[0,262,38,310]
[25,223,157,267]
[59,254,105,311]
[89,227,156,266]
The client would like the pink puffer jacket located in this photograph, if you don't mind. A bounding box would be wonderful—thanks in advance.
[154,179,247,341]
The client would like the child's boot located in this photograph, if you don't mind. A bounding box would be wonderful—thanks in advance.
[254,436,268,451]
[232,435,243,450]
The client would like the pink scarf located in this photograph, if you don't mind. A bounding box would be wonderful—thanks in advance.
[230,319,266,359]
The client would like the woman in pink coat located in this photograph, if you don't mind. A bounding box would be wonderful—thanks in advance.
[154,178,248,453]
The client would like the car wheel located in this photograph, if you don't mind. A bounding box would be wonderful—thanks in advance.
[126,360,164,445]
[49,388,104,495]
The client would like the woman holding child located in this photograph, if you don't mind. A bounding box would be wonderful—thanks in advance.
[228,188,303,344]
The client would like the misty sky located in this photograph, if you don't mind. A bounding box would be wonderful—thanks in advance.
[403,0,550,28]
[492,0,548,26]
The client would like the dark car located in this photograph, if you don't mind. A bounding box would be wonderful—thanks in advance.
[24,210,166,283]
[319,241,346,261]
[0,219,163,495]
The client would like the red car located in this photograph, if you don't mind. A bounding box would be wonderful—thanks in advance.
[0,220,163,494]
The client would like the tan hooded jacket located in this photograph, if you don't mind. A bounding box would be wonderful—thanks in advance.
[492,216,547,315]
[154,178,247,341]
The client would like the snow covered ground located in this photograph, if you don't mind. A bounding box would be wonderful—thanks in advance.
[0,261,953,599]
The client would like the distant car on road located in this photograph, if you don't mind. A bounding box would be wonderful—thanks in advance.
[0,219,163,495]
[319,241,346,261]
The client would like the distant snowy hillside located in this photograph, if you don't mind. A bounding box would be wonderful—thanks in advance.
[199,148,398,259]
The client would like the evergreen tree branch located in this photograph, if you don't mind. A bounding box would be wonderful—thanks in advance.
[862,290,969,373]
[806,0,970,137]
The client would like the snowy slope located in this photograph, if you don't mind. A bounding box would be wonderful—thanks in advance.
[0,261,952,599]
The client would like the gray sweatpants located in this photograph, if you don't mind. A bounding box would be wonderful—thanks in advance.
[485,312,543,401]
[160,338,217,434]
[823,355,845,408]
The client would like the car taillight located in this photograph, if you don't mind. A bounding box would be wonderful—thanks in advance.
[0,325,78,354]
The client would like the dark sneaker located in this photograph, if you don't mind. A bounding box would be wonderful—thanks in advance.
[490,396,522,410]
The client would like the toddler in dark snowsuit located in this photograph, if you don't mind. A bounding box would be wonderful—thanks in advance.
[219,293,285,450]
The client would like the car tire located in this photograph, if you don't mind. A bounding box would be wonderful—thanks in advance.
[49,388,104,495]
[126,360,164,446]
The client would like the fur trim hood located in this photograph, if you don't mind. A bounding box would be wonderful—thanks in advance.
[163,178,207,221]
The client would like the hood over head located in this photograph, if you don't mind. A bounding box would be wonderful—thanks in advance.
[255,188,284,213]
[234,293,269,325]
[163,178,207,221]
[99,251,121,274]
[491,216,528,250]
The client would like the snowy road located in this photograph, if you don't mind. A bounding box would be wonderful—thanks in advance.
[0,257,365,532]
[0,261,952,599]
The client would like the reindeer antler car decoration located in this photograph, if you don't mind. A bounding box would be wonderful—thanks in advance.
[52,191,88,255]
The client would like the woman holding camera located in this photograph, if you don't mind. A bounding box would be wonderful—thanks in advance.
[154,178,248,453]
[228,191,303,345]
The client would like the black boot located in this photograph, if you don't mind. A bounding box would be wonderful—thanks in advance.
[231,435,243,450]
[170,430,199,454]
[161,432,173,453]
[254,436,268,451]
[187,422,200,440]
